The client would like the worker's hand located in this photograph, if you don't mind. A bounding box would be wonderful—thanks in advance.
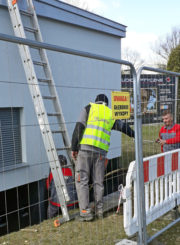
[159,139,166,146]
[155,138,160,143]
[156,138,166,145]
[71,151,78,161]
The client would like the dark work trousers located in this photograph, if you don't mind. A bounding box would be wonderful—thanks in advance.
[75,150,106,212]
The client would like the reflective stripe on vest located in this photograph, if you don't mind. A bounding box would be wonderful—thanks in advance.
[83,134,110,146]
[80,103,115,151]
[86,125,111,136]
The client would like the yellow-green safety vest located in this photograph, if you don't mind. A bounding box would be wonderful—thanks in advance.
[80,103,115,151]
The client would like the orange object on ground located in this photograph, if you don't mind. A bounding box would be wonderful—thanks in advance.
[54,219,60,227]
[12,0,18,5]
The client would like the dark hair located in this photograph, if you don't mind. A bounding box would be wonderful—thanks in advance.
[95,94,108,106]
[162,109,173,117]
[58,155,67,166]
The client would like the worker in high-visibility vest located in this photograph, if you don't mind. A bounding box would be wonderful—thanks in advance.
[71,94,135,221]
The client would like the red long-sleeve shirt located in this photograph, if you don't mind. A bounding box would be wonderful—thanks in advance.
[159,123,180,152]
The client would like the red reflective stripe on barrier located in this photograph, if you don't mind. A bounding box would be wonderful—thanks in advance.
[143,160,149,182]
[172,152,178,171]
[157,156,164,177]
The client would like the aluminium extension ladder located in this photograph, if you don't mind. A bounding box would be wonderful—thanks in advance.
[7,0,74,222]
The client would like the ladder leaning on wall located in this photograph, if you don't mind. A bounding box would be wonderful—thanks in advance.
[7,0,75,222]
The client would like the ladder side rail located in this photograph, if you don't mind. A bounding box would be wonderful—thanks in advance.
[28,0,74,168]
[7,0,70,221]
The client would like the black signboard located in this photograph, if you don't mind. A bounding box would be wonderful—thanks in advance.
[121,74,176,124]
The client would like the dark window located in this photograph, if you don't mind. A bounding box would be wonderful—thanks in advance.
[0,108,22,168]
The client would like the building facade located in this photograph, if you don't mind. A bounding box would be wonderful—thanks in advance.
[0,0,126,232]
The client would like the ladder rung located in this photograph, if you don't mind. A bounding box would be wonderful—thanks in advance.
[52,130,65,134]
[33,60,47,66]
[20,10,33,17]
[30,46,41,50]
[24,26,38,33]
[42,96,56,100]
[38,79,51,83]
[47,113,61,117]
[56,147,71,151]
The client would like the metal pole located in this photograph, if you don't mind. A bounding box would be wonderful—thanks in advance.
[134,68,147,245]
[0,32,132,67]
[175,76,178,123]
[138,66,180,77]
[147,217,180,243]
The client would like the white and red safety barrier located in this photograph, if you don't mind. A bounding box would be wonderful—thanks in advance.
[123,149,180,236]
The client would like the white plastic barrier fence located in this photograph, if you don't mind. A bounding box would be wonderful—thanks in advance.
[124,149,180,236]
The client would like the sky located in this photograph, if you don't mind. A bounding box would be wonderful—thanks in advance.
[62,0,180,65]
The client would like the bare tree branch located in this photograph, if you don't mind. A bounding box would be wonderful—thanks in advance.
[152,26,180,62]
[122,47,145,71]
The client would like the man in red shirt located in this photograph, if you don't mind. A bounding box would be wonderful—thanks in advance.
[46,155,78,218]
[156,110,180,217]
[156,110,180,152]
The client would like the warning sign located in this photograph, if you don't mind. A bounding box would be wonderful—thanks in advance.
[111,91,130,119]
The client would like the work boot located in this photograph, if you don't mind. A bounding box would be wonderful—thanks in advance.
[96,208,104,219]
[76,209,94,222]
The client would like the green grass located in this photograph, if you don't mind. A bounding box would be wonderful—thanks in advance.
[1,123,180,245]
[1,208,180,245]
[0,209,126,245]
